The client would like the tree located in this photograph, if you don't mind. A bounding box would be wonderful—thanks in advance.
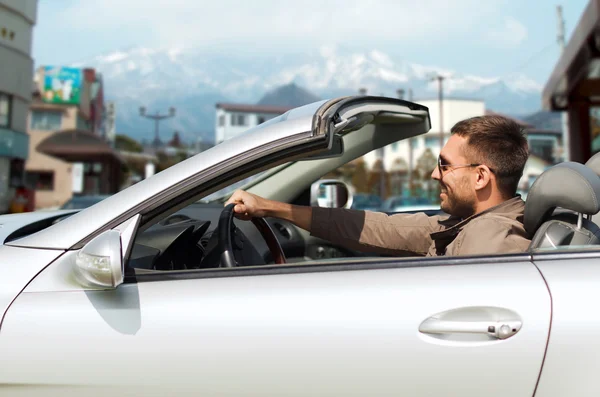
[415,148,438,202]
[115,134,142,153]
[169,131,182,148]
[350,159,369,193]
[366,159,390,199]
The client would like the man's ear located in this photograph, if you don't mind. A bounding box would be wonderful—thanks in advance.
[474,166,492,191]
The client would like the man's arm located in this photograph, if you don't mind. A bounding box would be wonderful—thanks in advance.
[311,207,443,256]
[225,190,313,232]
[225,190,444,256]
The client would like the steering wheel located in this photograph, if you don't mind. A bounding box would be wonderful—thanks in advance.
[219,203,286,267]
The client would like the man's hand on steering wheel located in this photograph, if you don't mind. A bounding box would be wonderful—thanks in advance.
[225,190,269,220]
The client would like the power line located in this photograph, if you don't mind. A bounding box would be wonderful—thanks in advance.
[502,43,555,78]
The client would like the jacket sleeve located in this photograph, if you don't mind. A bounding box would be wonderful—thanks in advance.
[310,207,445,256]
[450,217,530,256]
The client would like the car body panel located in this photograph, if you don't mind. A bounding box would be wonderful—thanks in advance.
[533,253,600,396]
[0,245,65,324]
[1,259,550,396]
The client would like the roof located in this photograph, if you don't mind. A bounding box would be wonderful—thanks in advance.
[415,96,485,103]
[542,0,600,110]
[485,110,534,128]
[526,128,562,136]
[36,129,126,165]
[215,103,294,114]
[29,101,70,113]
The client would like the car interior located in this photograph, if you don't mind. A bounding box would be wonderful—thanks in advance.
[7,122,600,274]
[124,118,446,274]
[121,147,600,276]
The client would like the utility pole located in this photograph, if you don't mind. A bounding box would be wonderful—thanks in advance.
[429,74,447,202]
[398,88,413,194]
[430,74,446,151]
[557,5,570,161]
[105,101,116,148]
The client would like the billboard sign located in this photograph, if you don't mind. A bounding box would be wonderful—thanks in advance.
[42,66,82,105]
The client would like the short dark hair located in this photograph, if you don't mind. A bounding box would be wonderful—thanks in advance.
[451,115,528,198]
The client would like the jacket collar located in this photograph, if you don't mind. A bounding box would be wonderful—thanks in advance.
[431,196,525,240]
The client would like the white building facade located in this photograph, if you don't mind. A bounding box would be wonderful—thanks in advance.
[0,0,37,212]
[363,98,486,172]
[215,103,292,144]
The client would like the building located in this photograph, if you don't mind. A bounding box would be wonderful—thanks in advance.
[25,66,125,209]
[357,98,563,200]
[215,103,292,144]
[360,98,486,198]
[0,0,37,212]
[542,0,600,162]
[366,98,486,170]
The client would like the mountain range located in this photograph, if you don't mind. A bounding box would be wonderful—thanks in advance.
[72,45,546,144]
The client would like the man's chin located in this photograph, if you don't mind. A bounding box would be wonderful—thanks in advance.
[439,199,452,214]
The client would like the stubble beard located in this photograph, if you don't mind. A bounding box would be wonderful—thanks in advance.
[439,177,476,218]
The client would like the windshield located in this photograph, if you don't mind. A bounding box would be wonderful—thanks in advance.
[200,174,264,202]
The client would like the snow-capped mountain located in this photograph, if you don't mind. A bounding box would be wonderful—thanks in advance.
[72,45,543,144]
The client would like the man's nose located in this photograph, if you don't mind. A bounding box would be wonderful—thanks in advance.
[431,166,440,181]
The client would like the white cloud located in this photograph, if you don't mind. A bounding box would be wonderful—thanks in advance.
[486,17,528,48]
[56,0,504,50]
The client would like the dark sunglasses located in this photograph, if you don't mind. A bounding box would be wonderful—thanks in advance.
[437,156,495,175]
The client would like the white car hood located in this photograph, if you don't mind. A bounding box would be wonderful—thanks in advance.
[0,210,77,244]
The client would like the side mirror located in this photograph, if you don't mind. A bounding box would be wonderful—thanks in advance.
[74,230,123,289]
[310,179,353,209]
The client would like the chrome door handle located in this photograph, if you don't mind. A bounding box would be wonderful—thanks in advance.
[419,318,522,340]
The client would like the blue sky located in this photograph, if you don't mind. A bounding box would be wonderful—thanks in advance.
[33,0,589,86]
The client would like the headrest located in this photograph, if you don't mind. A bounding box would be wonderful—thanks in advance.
[524,162,600,234]
[585,152,600,176]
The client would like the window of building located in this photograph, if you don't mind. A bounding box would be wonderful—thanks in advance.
[257,116,266,124]
[30,110,62,131]
[391,142,399,152]
[76,115,90,131]
[9,159,24,187]
[529,137,556,163]
[231,113,247,126]
[410,138,419,149]
[0,93,11,128]
[218,115,225,127]
[425,136,441,149]
[25,171,55,191]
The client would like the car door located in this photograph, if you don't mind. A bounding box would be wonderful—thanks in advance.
[0,253,550,396]
[532,251,600,397]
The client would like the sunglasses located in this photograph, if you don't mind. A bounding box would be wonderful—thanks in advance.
[437,156,495,175]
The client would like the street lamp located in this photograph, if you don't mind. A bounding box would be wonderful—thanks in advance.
[139,106,177,148]
[429,74,446,151]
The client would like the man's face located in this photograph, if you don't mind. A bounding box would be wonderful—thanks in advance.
[431,135,477,218]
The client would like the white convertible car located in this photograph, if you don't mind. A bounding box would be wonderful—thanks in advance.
[1,96,599,396]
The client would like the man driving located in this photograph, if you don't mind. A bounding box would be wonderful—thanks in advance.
[225,115,530,257]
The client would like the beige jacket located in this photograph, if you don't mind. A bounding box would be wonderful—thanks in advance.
[310,197,530,257]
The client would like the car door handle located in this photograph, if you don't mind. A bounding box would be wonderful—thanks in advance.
[419,318,522,340]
